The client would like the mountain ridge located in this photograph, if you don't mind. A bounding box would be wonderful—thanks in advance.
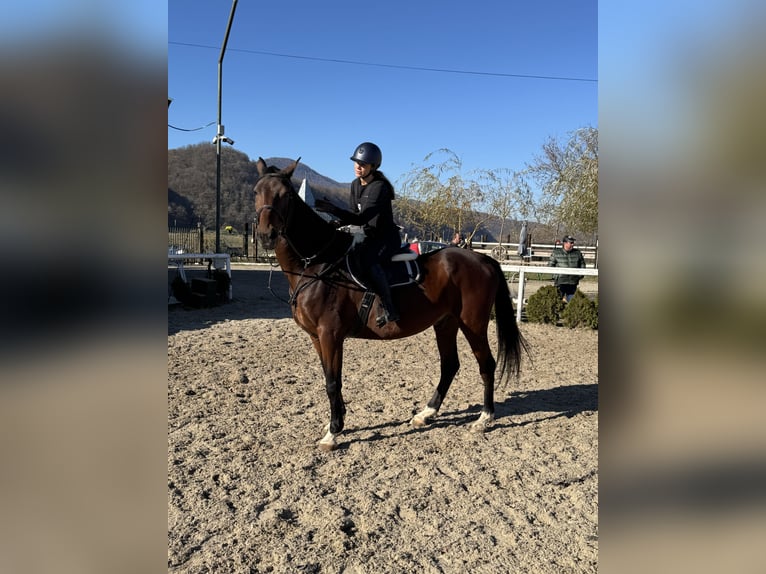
[167,144,348,227]
[167,143,548,243]
[263,156,351,191]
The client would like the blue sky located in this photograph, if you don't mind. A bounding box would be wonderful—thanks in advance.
[169,0,597,186]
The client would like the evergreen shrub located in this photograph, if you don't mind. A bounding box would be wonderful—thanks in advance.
[561,290,599,329]
[525,285,565,324]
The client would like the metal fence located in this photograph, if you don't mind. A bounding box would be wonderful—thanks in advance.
[169,223,270,260]
[168,225,204,254]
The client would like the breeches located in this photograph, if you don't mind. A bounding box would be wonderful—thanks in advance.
[351,239,395,270]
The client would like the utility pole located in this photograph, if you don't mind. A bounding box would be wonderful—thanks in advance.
[213,0,238,253]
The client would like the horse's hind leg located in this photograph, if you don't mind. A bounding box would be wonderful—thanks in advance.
[411,317,460,428]
[461,326,497,433]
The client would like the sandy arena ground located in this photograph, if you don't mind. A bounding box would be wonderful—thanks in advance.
[168,264,598,573]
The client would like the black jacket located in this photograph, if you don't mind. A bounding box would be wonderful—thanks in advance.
[332,173,400,248]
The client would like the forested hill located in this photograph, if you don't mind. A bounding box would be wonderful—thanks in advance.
[168,143,348,227]
[168,143,553,244]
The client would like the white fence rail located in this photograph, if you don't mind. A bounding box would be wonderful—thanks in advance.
[166,254,597,323]
[498,264,599,323]
[473,242,598,266]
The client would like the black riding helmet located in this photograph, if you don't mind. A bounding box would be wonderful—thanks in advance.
[349,142,382,170]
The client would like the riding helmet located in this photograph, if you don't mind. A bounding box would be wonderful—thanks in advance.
[349,142,382,169]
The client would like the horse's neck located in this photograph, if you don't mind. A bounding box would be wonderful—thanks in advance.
[275,203,349,278]
[273,237,336,293]
[274,238,309,277]
[288,203,334,254]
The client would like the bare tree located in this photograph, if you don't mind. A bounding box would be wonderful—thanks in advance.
[395,168,446,239]
[398,149,489,241]
[526,127,598,237]
[476,167,535,249]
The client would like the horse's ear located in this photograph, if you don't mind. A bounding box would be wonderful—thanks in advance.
[282,156,301,178]
[256,157,268,176]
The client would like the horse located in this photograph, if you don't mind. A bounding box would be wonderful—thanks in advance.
[254,157,526,451]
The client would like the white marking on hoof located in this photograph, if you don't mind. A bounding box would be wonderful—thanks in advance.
[469,411,494,433]
[318,429,338,452]
[411,406,438,428]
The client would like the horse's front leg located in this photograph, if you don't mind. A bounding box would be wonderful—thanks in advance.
[311,332,345,452]
[412,319,460,428]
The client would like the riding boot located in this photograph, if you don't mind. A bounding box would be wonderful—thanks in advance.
[366,263,400,326]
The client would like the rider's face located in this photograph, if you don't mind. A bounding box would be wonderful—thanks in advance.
[354,161,373,179]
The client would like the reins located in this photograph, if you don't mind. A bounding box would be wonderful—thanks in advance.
[257,171,361,306]
[265,259,292,305]
[256,173,339,266]
[265,256,362,307]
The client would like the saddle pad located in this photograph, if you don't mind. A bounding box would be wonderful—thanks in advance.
[345,255,421,289]
[391,251,418,262]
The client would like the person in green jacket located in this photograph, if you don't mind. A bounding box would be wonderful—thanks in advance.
[548,235,586,303]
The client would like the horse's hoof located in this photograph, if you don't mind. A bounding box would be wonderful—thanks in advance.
[411,406,438,428]
[317,440,338,452]
[410,416,429,428]
[317,429,338,451]
[469,412,494,433]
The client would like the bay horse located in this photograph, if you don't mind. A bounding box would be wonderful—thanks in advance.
[254,157,526,451]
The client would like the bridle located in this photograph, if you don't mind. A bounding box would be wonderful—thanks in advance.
[254,174,290,232]
[255,173,343,268]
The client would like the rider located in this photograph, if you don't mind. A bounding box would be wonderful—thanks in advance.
[315,142,401,326]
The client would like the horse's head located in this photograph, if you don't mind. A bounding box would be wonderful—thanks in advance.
[254,156,300,249]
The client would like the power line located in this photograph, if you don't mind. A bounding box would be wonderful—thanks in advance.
[169,41,597,83]
[168,120,216,132]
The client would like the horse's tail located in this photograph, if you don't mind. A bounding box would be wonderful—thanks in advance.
[490,258,528,385]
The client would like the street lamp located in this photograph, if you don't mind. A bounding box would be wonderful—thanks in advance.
[214,0,238,254]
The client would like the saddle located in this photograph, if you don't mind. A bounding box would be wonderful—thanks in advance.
[345,246,420,333]
[345,245,421,290]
